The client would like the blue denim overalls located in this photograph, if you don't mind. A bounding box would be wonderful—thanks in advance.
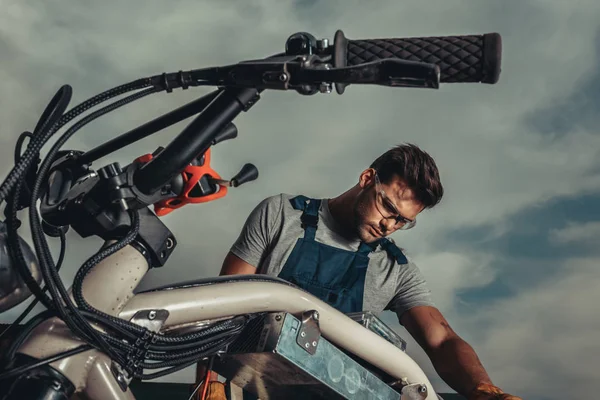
[277,195,408,313]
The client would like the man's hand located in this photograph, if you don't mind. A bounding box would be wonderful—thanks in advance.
[400,306,522,399]
[468,383,523,400]
[400,306,492,395]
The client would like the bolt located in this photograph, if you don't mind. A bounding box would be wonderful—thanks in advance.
[166,237,174,249]
[305,343,310,348]
[312,341,317,347]
[300,331,306,337]
[317,38,329,49]
[148,311,156,320]
[279,73,288,82]
[418,385,427,393]
[275,315,282,321]
[319,82,332,94]
[312,311,319,321]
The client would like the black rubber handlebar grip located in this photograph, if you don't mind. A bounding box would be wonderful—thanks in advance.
[332,30,502,86]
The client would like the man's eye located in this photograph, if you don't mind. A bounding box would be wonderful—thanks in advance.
[384,202,397,214]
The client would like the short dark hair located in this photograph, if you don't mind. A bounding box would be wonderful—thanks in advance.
[369,143,444,209]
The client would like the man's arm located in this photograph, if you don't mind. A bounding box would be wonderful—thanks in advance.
[219,194,283,276]
[219,251,258,275]
[400,305,493,396]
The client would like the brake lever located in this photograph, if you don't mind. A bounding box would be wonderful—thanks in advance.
[189,56,440,93]
[296,58,441,89]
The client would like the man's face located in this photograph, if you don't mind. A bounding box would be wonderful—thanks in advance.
[352,169,424,243]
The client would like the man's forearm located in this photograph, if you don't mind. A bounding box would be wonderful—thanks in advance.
[428,335,493,396]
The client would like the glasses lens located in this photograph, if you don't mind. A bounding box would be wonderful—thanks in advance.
[374,173,416,230]
[375,192,392,217]
[397,219,416,230]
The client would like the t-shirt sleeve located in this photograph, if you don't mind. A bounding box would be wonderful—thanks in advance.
[387,261,436,324]
[230,194,283,268]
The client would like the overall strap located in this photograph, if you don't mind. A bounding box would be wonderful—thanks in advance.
[357,241,379,254]
[289,195,321,240]
[379,238,408,264]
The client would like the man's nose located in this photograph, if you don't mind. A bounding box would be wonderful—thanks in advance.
[380,218,396,233]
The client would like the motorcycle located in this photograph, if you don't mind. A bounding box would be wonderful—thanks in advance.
[0,29,502,400]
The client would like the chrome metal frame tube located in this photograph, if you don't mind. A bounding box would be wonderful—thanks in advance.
[16,244,438,399]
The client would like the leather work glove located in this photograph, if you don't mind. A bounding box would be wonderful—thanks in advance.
[204,381,227,400]
[468,383,523,400]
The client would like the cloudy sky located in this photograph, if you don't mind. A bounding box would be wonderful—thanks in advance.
[2,0,600,398]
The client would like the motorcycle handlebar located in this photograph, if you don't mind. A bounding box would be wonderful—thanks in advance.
[331,30,501,92]
[132,88,259,196]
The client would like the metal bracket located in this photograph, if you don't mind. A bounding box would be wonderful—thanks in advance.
[130,309,169,332]
[296,310,321,355]
[111,361,132,392]
[400,383,428,400]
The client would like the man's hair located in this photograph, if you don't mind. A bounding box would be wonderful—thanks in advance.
[369,143,444,209]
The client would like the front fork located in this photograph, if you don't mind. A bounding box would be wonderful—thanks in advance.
[1,243,151,400]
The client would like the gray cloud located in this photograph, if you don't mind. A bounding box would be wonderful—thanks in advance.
[549,220,600,248]
[455,255,600,399]
[2,1,600,397]
[524,28,600,139]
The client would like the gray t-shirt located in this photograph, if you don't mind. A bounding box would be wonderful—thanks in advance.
[230,193,435,323]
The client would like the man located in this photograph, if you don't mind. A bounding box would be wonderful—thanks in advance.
[199,144,521,400]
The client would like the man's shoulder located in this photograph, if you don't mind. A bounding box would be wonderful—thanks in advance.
[256,193,293,208]
[257,193,317,210]
[252,193,307,221]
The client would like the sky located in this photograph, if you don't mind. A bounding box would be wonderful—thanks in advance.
[1,0,600,398]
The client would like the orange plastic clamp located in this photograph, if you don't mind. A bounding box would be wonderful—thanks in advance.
[134,149,227,216]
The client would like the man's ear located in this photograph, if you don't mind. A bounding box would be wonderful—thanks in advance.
[359,168,376,189]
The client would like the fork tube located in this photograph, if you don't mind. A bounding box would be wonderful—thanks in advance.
[79,244,149,316]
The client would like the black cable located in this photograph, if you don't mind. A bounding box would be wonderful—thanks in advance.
[150,316,244,345]
[0,299,38,340]
[0,86,72,204]
[0,314,243,383]
[68,211,141,356]
[1,310,55,368]
[139,336,233,379]
[145,325,244,360]
[13,132,33,164]
[140,358,205,380]
[1,84,153,346]
[79,311,247,350]
[0,344,93,381]
[27,88,159,366]
[3,86,160,367]
[78,311,139,341]
[32,85,73,137]
[0,78,153,205]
